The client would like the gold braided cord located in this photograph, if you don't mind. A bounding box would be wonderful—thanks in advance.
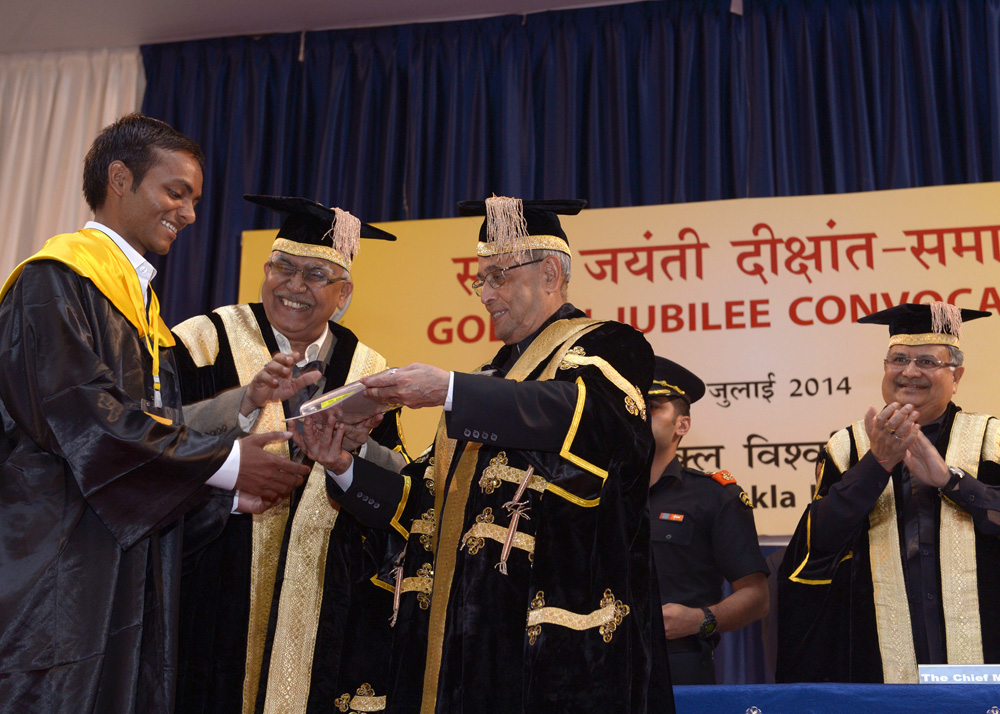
[648,380,686,397]
[172,314,220,367]
[214,305,292,714]
[888,332,960,348]
[410,515,436,535]
[476,235,571,257]
[479,452,599,508]
[525,589,630,644]
[461,520,535,556]
[399,572,434,599]
[558,351,646,418]
[940,413,986,665]
[347,694,387,713]
[272,237,350,272]
[335,684,387,713]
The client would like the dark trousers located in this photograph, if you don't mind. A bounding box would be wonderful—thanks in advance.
[666,636,716,685]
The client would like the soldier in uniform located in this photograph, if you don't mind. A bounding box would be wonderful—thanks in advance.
[647,356,769,684]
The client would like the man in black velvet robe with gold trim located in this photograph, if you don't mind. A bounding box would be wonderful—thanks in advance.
[777,303,1000,683]
[299,197,669,713]
[171,195,408,714]
[0,116,309,714]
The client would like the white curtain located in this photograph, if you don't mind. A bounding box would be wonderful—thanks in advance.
[0,48,144,281]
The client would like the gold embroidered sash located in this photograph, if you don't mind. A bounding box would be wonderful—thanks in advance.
[418,316,607,713]
[213,305,294,714]
[860,413,987,682]
[263,340,387,714]
[939,413,988,665]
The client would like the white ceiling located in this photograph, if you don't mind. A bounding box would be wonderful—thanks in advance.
[3,0,633,54]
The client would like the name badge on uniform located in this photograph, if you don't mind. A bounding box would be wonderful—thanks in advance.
[659,513,684,522]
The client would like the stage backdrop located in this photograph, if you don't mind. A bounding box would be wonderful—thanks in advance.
[238,182,1000,535]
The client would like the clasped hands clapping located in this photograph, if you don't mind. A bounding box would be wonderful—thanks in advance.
[864,402,951,488]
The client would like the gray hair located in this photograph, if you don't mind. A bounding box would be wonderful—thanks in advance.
[530,249,571,294]
[946,344,964,367]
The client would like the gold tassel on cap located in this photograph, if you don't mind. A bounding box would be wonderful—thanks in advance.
[485,195,531,261]
[931,301,963,340]
[322,208,361,267]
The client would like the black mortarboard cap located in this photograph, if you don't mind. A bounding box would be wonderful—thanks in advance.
[857,302,990,348]
[457,196,586,258]
[244,194,395,271]
[648,356,706,404]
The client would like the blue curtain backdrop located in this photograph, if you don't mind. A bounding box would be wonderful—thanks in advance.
[141,0,1000,325]
[138,0,1000,685]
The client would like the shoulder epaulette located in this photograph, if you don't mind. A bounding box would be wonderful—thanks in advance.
[710,470,737,486]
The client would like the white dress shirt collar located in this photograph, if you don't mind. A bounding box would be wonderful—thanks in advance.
[272,325,331,367]
[85,221,157,308]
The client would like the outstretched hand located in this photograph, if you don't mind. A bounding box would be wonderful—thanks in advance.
[290,413,354,475]
[242,352,322,416]
[235,430,309,500]
[362,363,449,409]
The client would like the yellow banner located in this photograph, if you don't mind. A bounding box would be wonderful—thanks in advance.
[241,182,1000,535]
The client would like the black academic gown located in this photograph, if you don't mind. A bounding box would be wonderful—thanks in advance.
[776,403,1000,683]
[0,261,232,714]
[171,303,406,714]
[329,305,667,713]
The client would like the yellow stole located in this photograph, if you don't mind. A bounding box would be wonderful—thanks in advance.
[840,412,991,682]
[1,229,175,411]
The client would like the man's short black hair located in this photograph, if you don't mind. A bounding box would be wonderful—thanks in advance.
[652,394,691,418]
[82,113,204,211]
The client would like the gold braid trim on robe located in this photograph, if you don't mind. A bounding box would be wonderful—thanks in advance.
[860,412,987,682]
[209,304,390,713]
[263,341,388,714]
[173,314,220,367]
[940,413,988,665]
[786,429,855,585]
[857,422,918,683]
[418,316,604,714]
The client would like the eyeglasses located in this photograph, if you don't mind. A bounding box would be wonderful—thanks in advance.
[267,259,347,288]
[884,355,956,372]
[470,258,543,296]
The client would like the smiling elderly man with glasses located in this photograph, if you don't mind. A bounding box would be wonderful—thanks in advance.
[169,195,409,714]
[777,302,1000,684]
[296,196,670,713]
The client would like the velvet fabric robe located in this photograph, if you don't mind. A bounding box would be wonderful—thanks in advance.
[330,307,666,713]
